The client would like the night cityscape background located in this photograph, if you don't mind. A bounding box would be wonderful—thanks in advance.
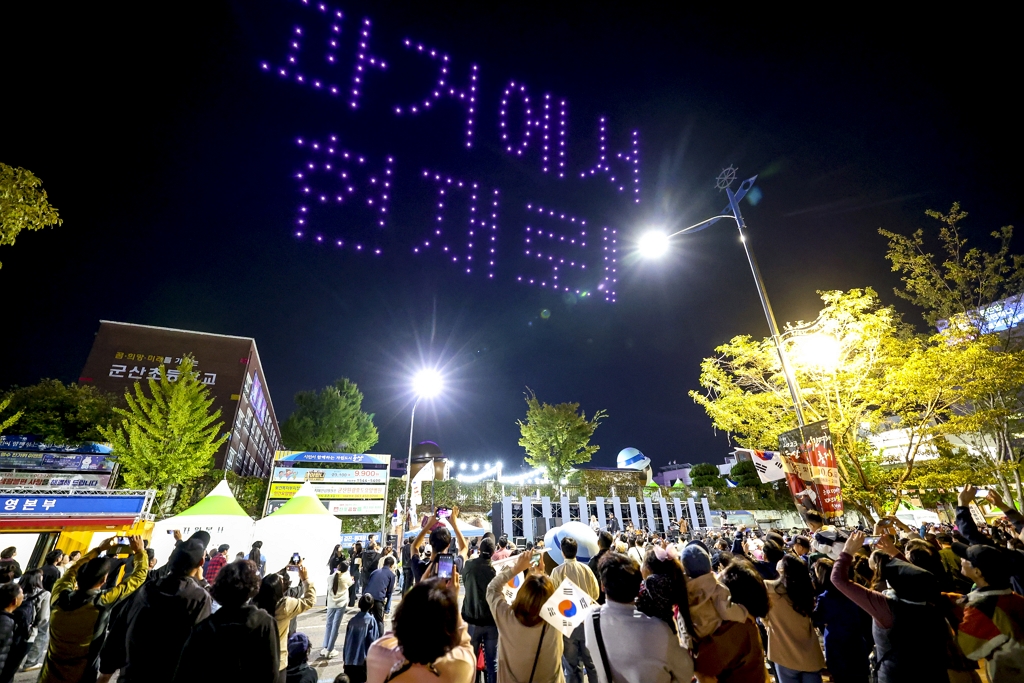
[1,2,1018,471]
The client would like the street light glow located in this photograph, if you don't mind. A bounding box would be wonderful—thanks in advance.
[638,230,670,259]
[790,332,842,372]
[412,368,443,398]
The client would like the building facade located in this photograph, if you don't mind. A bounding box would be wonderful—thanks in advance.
[78,321,281,478]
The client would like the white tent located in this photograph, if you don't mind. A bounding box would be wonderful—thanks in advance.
[152,480,255,566]
[252,481,340,593]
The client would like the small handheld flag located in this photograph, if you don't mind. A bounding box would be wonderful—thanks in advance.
[540,579,594,637]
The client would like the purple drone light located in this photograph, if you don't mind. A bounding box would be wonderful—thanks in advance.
[394,40,478,149]
[499,82,567,177]
[580,118,641,204]
[416,170,499,279]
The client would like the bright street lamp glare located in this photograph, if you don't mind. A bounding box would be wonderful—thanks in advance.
[638,231,670,258]
[790,333,842,372]
[412,368,443,398]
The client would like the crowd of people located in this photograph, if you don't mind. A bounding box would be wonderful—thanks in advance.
[2,485,1024,682]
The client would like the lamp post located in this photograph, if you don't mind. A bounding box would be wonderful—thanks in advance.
[402,369,443,532]
[639,172,806,426]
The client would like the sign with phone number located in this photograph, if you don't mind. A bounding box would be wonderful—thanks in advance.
[274,451,391,465]
[1,494,148,516]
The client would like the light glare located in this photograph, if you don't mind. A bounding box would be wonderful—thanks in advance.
[412,368,444,398]
[638,230,670,258]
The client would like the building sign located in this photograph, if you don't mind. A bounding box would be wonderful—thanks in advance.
[326,500,386,516]
[778,420,843,521]
[272,466,387,484]
[0,451,115,472]
[274,451,391,465]
[268,483,386,500]
[1,494,148,516]
[0,436,111,454]
[0,473,111,488]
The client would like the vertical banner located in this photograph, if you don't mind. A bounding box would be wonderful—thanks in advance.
[778,419,843,520]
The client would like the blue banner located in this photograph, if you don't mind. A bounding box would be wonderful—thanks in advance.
[0,435,112,454]
[0,451,115,472]
[274,451,391,465]
[1,494,147,516]
[338,532,378,547]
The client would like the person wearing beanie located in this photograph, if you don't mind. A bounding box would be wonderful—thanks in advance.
[680,544,748,640]
[40,536,148,683]
[99,538,212,683]
[286,632,319,683]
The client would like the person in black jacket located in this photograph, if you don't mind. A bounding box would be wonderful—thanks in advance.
[40,551,63,594]
[285,633,318,683]
[0,582,25,683]
[461,537,497,683]
[588,531,613,604]
[99,539,211,682]
[348,543,363,606]
[173,560,278,682]
[359,542,381,591]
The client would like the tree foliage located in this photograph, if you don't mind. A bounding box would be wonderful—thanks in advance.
[0,396,21,436]
[691,288,1003,518]
[280,378,378,453]
[0,379,117,444]
[882,205,1024,505]
[517,389,607,485]
[100,357,226,502]
[0,162,62,269]
[689,462,725,489]
[730,460,763,488]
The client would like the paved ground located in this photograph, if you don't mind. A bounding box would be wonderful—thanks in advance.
[12,593,399,683]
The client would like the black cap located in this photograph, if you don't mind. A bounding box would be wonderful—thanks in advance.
[169,539,206,574]
[952,542,1010,587]
[217,544,230,553]
[187,531,211,549]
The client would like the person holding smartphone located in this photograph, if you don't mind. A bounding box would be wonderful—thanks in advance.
[409,507,468,585]
[255,561,315,681]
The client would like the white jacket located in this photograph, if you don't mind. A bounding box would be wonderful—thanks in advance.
[327,570,354,608]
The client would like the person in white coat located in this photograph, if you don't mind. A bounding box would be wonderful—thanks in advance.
[321,562,354,658]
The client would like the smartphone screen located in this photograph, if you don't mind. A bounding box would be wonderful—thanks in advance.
[436,507,451,518]
[862,536,880,546]
[291,553,301,564]
[530,551,542,566]
[436,553,454,579]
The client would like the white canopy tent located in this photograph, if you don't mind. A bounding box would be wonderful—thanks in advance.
[252,481,340,593]
[152,479,255,567]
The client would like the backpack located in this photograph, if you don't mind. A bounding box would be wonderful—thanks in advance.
[11,597,34,642]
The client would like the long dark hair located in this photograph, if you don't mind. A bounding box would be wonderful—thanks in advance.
[18,569,44,595]
[254,572,285,616]
[248,541,263,565]
[331,564,348,593]
[719,558,769,618]
[777,554,815,617]
[643,548,695,639]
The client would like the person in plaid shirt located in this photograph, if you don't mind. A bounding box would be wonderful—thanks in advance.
[204,545,230,585]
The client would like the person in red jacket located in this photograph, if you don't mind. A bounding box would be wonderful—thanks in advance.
[204,545,230,584]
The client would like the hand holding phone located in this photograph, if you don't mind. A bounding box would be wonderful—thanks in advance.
[436,507,451,519]
[436,552,454,579]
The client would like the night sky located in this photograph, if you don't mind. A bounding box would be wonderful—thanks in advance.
[1,3,1018,474]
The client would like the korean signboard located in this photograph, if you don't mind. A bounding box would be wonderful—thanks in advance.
[268,483,386,500]
[778,420,843,521]
[326,500,386,515]
[272,466,387,484]
[1,494,148,516]
[274,451,391,466]
[0,451,115,472]
[0,473,111,488]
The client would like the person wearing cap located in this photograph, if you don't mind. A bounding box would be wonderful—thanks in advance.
[285,633,318,683]
[205,544,230,585]
[831,530,959,683]
[99,538,212,683]
[40,536,148,683]
[952,542,1024,681]
[955,485,1024,594]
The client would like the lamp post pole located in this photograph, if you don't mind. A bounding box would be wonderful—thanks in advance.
[653,173,806,427]
[402,398,420,533]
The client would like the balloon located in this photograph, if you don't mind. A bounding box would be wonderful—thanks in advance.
[543,521,600,564]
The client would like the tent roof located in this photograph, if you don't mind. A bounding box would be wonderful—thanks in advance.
[177,479,250,517]
[266,481,334,516]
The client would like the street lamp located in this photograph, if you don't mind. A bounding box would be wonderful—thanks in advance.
[403,369,444,532]
[789,331,841,373]
[639,172,807,426]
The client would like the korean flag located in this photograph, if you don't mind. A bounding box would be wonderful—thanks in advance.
[749,449,786,483]
[501,570,524,604]
[540,579,594,637]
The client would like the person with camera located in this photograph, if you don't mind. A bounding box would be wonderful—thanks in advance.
[255,559,316,683]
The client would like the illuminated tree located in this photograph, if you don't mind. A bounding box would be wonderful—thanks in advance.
[0,162,62,268]
[730,460,764,488]
[882,205,1024,506]
[0,396,21,436]
[100,357,226,505]
[280,378,378,453]
[689,463,725,490]
[0,380,116,443]
[517,389,606,486]
[690,289,992,519]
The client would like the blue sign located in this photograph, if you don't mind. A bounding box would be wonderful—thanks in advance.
[338,532,378,547]
[0,435,112,454]
[1,494,147,516]
[0,451,115,472]
[275,451,391,465]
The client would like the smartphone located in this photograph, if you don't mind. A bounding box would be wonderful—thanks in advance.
[436,553,454,579]
[975,489,989,497]
[862,536,880,546]
[436,507,451,519]
[530,551,542,567]
[286,565,300,573]
[291,552,301,564]
[166,529,175,535]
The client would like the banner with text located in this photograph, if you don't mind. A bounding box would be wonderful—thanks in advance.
[0,451,115,472]
[272,466,388,484]
[778,419,843,521]
[0,472,111,488]
[274,451,391,466]
[269,483,386,500]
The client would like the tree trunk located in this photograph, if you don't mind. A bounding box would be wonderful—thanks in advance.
[1014,466,1024,512]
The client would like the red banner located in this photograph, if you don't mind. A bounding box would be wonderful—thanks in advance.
[778,420,843,521]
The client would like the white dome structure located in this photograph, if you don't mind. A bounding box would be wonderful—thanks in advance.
[616,447,651,471]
